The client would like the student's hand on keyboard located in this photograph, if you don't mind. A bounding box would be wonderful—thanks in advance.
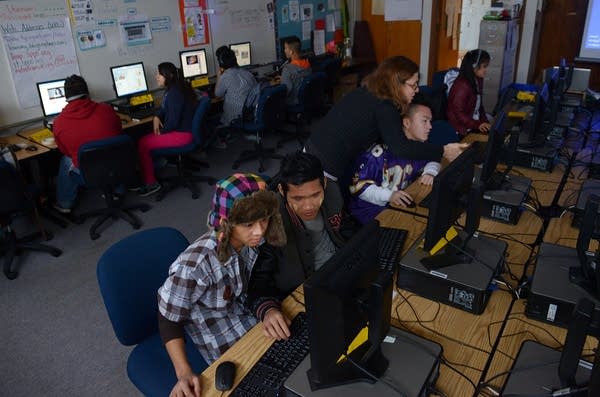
[419,174,434,186]
[478,122,491,133]
[390,190,414,208]
[262,308,291,340]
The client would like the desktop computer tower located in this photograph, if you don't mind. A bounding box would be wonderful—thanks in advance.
[501,340,593,395]
[525,243,600,337]
[572,179,600,233]
[501,133,563,173]
[397,231,507,314]
[478,173,532,225]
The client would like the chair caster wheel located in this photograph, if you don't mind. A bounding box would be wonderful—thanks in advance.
[90,232,100,240]
[141,205,151,213]
[192,193,199,199]
[232,163,240,169]
[51,249,62,257]
[5,270,18,280]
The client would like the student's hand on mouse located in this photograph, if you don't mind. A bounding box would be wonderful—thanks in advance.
[153,116,163,135]
[442,142,469,162]
[389,191,413,207]
[170,371,201,397]
[478,122,491,133]
[262,308,291,340]
[419,174,434,186]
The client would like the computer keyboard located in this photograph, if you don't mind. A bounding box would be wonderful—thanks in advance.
[232,311,309,397]
[378,227,408,272]
[128,107,155,120]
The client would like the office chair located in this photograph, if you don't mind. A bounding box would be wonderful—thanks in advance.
[278,71,327,148]
[0,159,62,279]
[152,96,216,201]
[231,84,287,172]
[97,227,208,397]
[314,56,342,108]
[76,135,150,240]
[428,120,459,145]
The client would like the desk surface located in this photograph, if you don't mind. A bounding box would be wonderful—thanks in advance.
[0,134,49,161]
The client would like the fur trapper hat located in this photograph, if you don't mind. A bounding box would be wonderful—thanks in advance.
[207,173,286,262]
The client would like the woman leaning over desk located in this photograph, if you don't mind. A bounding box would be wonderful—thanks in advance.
[304,55,468,184]
[136,62,197,196]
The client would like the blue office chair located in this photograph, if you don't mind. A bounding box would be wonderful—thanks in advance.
[77,135,150,240]
[231,84,287,172]
[0,159,62,279]
[152,96,216,201]
[278,71,327,148]
[428,120,459,145]
[97,227,208,397]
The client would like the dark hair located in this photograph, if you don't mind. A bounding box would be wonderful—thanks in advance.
[157,62,197,106]
[283,36,302,55]
[278,151,324,195]
[405,95,432,118]
[459,49,490,94]
[362,56,419,114]
[216,45,238,69]
[64,75,89,101]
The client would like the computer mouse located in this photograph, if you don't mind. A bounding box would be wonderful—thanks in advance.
[405,200,416,208]
[215,361,236,391]
[25,145,38,152]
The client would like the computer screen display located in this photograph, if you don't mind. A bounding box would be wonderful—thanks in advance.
[521,82,550,146]
[229,42,252,67]
[479,111,507,186]
[422,145,480,253]
[303,219,392,390]
[36,79,67,117]
[180,49,208,79]
[110,62,148,98]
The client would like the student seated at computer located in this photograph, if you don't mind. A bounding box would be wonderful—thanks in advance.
[135,62,197,197]
[157,173,288,396]
[249,152,359,302]
[280,36,311,105]
[349,101,441,224]
[304,55,467,195]
[212,45,257,147]
[52,75,122,213]
[446,49,491,137]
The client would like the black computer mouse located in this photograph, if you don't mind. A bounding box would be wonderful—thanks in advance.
[25,145,38,152]
[405,200,416,208]
[215,361,236,391]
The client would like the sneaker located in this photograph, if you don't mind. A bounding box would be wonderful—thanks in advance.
[138,183,161,197]
[52,203,72,214]
[213,139,227,149]
[128,186,143,192]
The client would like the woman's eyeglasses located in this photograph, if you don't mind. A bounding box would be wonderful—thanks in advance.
[404,81,419,91]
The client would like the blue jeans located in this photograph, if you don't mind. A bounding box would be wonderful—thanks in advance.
[56,156,85,209]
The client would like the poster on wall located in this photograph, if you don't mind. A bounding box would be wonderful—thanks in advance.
[179,0,210,47]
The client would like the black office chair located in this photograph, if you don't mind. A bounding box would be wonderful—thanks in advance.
[231,84,287,172]
[76,135,150,240]
[152,96,216,201]
[0,159,62,279]
[317,57,342,108]
[278,71,327,148]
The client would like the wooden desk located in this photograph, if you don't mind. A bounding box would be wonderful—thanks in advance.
[18,126,57,149]
[0,134,49,160]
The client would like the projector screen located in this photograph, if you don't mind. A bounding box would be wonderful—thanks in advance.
[579,0,600,61]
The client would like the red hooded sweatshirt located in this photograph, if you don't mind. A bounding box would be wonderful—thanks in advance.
[53,98,122,168]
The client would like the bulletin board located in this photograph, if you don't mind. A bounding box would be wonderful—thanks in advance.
[275,0,344,57]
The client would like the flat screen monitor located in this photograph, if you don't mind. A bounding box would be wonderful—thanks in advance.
[479,111,508,188]
[520,82,550,147]
[180,49,208,79]
[304,219,392,391]
[36,79,67,117]
[229,42,252,67]
[110,62,148,98]
[421,144,482,254]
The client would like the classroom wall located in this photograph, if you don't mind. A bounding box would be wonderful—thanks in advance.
[0,0,277,129]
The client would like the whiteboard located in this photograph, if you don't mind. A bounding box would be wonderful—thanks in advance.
[0,0,276,128]
[207,0,277,71]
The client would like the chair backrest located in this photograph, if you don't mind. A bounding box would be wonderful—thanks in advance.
[0,160,28,217]
[298,71,327,114]
[255,84,287,130]
[97,227,190,346]
[78,135,139,188]
[190,96,211,146]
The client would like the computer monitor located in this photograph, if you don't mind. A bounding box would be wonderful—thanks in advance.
[571,194,600,299]
[229,42,252,67]
[36,79,67,117]
[479,111,508,189]
[303,219,393,391]
[179,49,208,79]
[110,62,148,98]
[420,144,484,269]
[521,82,550,147]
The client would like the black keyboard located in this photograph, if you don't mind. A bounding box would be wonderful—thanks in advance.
[128,107,155,120]
[232,311,309,397]
[378,227,408,272]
